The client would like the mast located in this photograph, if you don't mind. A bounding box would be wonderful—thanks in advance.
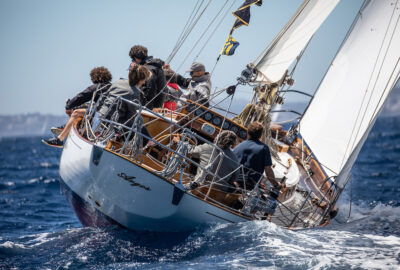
[252,0,339,84]
[299,0,400,187]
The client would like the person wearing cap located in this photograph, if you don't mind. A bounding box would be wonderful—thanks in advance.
[166,62,211,108]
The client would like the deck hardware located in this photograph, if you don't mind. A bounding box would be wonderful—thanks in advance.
[171,162,187,206]
[92,145,103,166]
[172,183,185,206]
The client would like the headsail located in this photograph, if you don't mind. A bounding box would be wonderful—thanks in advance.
[253,0,339,83]
[299,0,400,188]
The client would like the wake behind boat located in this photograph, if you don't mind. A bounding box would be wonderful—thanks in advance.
[58,0,400,232]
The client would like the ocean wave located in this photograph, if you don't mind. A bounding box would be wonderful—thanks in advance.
[0,241,29,255]
[1,219,399,269]
[0,177,58,189]
[27,176,57,184]
[0,117,399,269]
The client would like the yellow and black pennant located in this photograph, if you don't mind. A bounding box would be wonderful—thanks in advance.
[221,35,240,56]
[217,0,262,60]
[231,0,262,32]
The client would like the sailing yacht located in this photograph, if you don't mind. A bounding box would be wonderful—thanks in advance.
[58,0,400,232]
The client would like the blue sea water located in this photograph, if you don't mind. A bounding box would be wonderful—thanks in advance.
[0,116,399,269]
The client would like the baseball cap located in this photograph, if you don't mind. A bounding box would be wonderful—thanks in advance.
[186,62,205,73]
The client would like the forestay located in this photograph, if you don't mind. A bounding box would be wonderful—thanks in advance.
[300,0,400,188]
[253,0,339,83]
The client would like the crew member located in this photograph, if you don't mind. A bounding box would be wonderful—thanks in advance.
[173,131,238,192]
[42,67,113,147]
[164,62,211,108]
[129,45,166,110]
[50,66,112,136]
[233,122,281,191]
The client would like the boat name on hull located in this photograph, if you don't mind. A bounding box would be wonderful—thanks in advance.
[117,173,151,191]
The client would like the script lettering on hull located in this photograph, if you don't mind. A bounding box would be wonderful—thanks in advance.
[117,173,151,191]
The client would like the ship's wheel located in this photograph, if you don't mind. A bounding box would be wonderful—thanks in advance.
[145,133,196,163]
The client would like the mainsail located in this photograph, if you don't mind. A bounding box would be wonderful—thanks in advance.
[253,0,339,83]
[299,0,400,188]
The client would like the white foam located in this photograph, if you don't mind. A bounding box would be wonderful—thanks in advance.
[0,241,29,255]
[40,162,52,168]
[77,255,88,262]
[44,178,56,184]
[364,234,400,246]
[64,261,72,269]
[27,177,42,184]
[0,241,27,250]
[4,181,15,186]
[26,176,56,185]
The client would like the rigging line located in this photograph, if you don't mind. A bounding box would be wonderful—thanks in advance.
[195,0,239,68]
[150,88,228,141]
[350,23,400,157]
[347,175,353,223]
[175,0,228,73]
[334,175,353,224]
[285,33,314,90]
[169,0,212,64]
[358,9,400,129]
[368,60,400,128]
[210,58,220,77]
[168,1,206,63]
[192,0,231,62]
[210,104,238,116]
[207,92,236,168]
[339,1,400,170]
[167,0,205,63]
[167,0,203,63]
[169,13,203,63]
[298,0,368,126]
[144,0,215,113]
[274,35,313,120]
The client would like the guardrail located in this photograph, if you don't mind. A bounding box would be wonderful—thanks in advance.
[76,94,335,227]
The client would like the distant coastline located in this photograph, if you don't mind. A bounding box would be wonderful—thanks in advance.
[0,113,67,138]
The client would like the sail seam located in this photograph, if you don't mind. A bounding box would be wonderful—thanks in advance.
[339,0,400,170]
[299,0,368,126]
[252,0,310,67]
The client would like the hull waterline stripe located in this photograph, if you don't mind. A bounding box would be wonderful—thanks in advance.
[205,211,235,223]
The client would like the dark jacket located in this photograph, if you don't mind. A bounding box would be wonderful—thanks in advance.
[164,83,182,101]
[65,83,111,110]
[98,79,142,124]
[233,139,273,190]
[141,56,166,110]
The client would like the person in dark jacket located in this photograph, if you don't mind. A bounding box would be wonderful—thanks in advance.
[65,66,112,113]
[163,69,182,111]
[129,45,166,110]
[97,65,151,124]
[233,122,281,191]
[42,65,152,148]
[50,67,112,135]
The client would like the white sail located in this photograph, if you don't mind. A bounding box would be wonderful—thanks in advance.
[253,0,339,83]
[299,0,400,187]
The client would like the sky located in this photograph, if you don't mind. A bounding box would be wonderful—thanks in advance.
[0,0,365,115]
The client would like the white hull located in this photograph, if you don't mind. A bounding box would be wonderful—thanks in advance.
[59,127,248,232]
